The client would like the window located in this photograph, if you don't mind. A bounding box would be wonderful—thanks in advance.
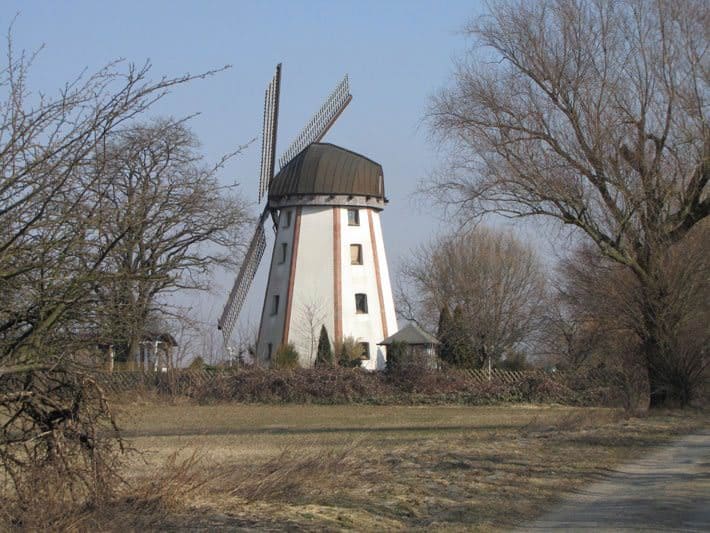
[358,342,370,360]
[348,208,360,226]
[267,343,273,360]
[279,242,288,264]
[350,244,363,265]
[271,295,280,315]
[355,293,368,314]
[283,210,292,228]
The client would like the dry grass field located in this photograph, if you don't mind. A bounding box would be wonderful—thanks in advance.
[100,401,708,531]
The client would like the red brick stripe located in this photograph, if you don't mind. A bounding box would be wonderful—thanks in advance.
[333,207,343,343]
[368,209,388,338]
[282,207,302,344]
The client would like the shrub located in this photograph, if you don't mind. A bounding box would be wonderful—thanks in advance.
[272,343,299,369]
[384,340,408,373]
[315,325,333,367]
[385,342,437,393]
[101,366,631,407]
[335,336,364,368]
[0,369,124,530]
[189,356,206,369]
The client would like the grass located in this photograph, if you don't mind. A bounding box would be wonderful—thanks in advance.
[110,402,708,531]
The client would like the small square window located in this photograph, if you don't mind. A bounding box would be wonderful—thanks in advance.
[350,244,363,265]
[358,342,370,360]
[348,208,360,226]
[279,243,287,264]
[355,293,368,314]
[271,295,280,315]
[282,210,292,228]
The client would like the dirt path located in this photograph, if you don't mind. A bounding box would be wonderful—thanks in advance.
[520,431,710,532]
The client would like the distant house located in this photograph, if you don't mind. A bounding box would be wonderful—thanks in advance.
[378,323,440,369]
[136,332,178,372]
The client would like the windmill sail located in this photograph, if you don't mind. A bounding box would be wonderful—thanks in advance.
[218,215,267,344]
[219,64,281,348]
[220,65,353,351]
[278,75,352,169]
[258,64,282,203]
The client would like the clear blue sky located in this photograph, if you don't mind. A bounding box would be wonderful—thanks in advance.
[6,1,497,339]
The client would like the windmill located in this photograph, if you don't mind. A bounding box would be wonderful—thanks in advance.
[219,64,397,369]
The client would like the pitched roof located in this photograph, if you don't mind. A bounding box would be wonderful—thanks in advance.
[141,331,178,347]
[268,143,384,200]
[378,323,440,346]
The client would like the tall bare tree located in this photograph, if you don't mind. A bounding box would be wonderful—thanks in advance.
[427,0,708,405]
[93,119,249,364]
[0,30,230,509]
[398,227,545,367]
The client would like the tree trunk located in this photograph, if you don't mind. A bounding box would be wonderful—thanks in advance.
[128,334,141,371]
[639,274,676,408]
[642,333,668,408]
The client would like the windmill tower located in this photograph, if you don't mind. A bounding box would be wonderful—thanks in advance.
[218,65,397,369]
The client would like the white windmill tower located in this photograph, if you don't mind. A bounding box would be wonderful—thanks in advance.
[218,65,397,369]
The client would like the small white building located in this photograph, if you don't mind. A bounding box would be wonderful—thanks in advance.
[256,143,397,369]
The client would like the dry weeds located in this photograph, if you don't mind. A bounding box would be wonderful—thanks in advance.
[5,404,705,530]
[107,404,707,531]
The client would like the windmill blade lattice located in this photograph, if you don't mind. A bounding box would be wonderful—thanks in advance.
[218,217,267,343]
[258,64,281,203]
[278,75,352,169]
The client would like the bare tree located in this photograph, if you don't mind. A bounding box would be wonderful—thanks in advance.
[427,0,708,405]
[552,222,709,405]
[92,119,249,364]
[180,313,258,367]
[0,29,230,511]
[537,295,605,371]
[294,297,328,366]
[398,227,545,367]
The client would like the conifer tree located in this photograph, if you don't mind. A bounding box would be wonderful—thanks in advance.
[451,304,474,368]
[437,306,455,366]
[315,325,333,367]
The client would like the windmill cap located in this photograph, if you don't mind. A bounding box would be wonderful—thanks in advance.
[268,143,384,201]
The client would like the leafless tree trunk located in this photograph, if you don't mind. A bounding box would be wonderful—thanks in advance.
[426,0,708,405]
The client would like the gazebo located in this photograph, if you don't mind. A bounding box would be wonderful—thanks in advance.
[378,323,440,369]
[136,332,179,372]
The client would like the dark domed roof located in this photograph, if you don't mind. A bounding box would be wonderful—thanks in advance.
[268,143,384,201]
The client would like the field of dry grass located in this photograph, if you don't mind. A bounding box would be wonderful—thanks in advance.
[102,401,708,531]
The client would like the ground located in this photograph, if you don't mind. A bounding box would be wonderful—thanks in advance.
[110,401,708,531]
[524,430,709,531]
